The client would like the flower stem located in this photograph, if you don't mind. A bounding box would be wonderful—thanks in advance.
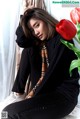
[74,36,80,44]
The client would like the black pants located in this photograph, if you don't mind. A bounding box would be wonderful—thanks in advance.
[2,92,76,119]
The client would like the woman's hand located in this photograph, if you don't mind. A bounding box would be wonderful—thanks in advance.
[13,92,24,96]
[20,0,34,15]
[22,0,35,14]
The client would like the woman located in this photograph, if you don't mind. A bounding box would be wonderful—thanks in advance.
[0,0,47,115]
[13,0,47,97]
[3,8,79,119]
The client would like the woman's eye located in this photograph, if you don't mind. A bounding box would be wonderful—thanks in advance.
[35,24,39,27]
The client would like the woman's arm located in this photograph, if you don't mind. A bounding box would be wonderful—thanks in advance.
[16,23,35,48]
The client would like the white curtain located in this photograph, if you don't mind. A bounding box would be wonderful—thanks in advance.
[0,0,22,102]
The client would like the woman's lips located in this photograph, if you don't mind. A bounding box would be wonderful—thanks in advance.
[38,34,43,39]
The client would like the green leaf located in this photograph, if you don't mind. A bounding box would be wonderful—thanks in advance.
[61,39,80,58]
[69,59,80,76]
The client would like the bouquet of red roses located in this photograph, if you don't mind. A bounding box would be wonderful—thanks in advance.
[56,7,80,76]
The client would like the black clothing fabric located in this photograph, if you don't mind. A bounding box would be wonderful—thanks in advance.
[3,92,76,119]
[16,24,36,48]
[3,25,79,119]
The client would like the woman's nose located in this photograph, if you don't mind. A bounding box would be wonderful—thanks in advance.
[34,29,39,36]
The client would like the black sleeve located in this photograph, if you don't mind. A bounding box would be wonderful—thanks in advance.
[12,48,30,93]
[16,24,35,48]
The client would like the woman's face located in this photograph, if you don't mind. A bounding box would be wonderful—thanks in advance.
[29,18,48,41]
